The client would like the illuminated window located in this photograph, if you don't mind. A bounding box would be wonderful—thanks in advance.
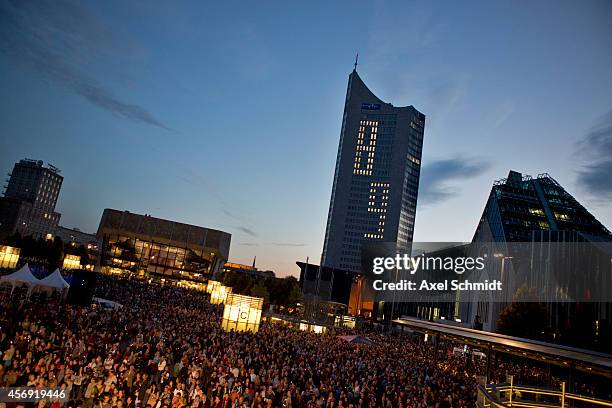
[554,212,570,221]
[0,246,20,269]
[63,254,82,270]
[299,323,327,334]
[353,121,379,176]
[529,208,545,216]
[365,182,389,239]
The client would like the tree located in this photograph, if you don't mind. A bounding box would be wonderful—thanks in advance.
[250,281,269,303]
[221,271,254,294]
[497,285,548,340]
[3,232,64,269]
[71,244,92,267]
[276,276,301,307]
[48,236,65,269]
[219,271,302,307]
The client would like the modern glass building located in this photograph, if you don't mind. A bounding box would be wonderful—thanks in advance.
[473,170,611,244]
[321,68,425,275]
[462,171,612,349]
[97,209,231,283]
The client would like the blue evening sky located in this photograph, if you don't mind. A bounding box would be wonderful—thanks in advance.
[1,0,611,276]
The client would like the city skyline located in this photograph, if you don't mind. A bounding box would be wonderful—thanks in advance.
[1,0,611,276]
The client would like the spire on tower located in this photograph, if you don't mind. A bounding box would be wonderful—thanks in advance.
[354,53,359,71]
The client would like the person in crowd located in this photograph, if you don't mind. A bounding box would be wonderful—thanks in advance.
[0,274,607,407]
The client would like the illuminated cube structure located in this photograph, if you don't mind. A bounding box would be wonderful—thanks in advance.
[210,283,232,305]
[205,280,221,294]
[221,294,263,332]
[0,246,20,269]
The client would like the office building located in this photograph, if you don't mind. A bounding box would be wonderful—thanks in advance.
[473,170,611,244]
[0,159,63,239]
[56,226,100,270]
[297,261,356,306]
[56,226,98,247]
[296,260,364,324]
[97,209,231,283]
[321,68,425,275]
[461,171,612,349]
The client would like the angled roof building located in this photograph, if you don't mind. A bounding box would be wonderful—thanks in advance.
[321,68,425,276]
[463,171,612,349]
[474,170,611,244]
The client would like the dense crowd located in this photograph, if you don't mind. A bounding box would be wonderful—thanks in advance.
[0,274,608,407]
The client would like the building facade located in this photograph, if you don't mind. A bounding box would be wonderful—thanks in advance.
[473,170,611,244]
[462,171,612,348]
[0,159,63,239]
[97,209,231,283]
[223,262,275,279]
[321,69,425,274]
[297,261,373,317]
[56,226,100,270]
[56,226,98,247]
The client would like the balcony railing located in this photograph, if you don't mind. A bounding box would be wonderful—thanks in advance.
[477,377,612,407]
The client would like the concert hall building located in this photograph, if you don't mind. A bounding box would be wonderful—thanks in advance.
[96,209,231,284]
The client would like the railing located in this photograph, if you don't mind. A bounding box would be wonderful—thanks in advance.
[477,377,612,407]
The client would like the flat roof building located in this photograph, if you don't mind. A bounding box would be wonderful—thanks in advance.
[0,159,63,239]
[56,226,98,247]
[97,209,231,283]
[223,262,275,279]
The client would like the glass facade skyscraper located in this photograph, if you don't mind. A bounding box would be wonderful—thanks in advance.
[321,69,425,273]
[463,170,612,341]
[474,170,611,244]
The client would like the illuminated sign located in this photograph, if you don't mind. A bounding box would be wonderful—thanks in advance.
[361,103,381,110]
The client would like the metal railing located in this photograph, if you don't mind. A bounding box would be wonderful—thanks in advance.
[477,377,612,407]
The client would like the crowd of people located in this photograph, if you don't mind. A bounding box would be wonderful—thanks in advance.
[0,274,608,407]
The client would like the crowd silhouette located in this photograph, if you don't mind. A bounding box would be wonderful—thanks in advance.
[0,275,608,407]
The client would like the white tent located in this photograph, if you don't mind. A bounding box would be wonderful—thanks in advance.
[0,263,40,294]
[37,268,70,291]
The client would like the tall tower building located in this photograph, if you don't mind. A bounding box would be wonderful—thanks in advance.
[321,69,425,273]
[0,159,63,239]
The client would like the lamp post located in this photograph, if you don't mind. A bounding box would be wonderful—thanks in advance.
[494,253,513,303]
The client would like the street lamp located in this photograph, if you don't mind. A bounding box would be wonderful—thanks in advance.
[494,253,513,303]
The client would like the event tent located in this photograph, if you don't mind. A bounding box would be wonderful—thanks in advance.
[337,335,373,345]
[0,263,40,294]
[38,268,70,291]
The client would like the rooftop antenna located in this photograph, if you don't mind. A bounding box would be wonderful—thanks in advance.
[354,53,359,71]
